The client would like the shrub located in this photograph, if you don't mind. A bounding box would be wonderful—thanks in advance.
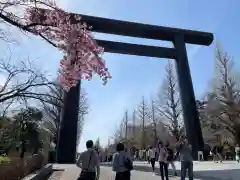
[0,156,11,164]
[24,153,45,175]
[0,153,45,180]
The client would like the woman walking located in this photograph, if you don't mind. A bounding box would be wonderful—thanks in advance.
[112,143,133,180]
[157,142,169,180]
[149,146,156,174]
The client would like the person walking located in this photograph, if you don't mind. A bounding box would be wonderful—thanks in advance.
[112,143,133,180]
[139,149,143,161]
[235,144,240,163]
[76,140,100,180]
[157,142,169,180]
[212,146,218,163]
[149,146,156,174]
[146,148,150,163]
[176,137,193,180]
[165,143,177,176]
[216,145,223,163]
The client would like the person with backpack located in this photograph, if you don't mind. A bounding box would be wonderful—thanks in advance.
[76,140,100,180]
[112,143,133,180]
[165,143,177,176]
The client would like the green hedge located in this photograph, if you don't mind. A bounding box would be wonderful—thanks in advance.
[0,156,11,164]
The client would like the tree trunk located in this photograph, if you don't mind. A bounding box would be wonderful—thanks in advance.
[234,125,240,145]
[20,122,25,159]
[20,140,25,159]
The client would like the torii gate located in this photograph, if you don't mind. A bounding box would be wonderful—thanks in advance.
[56,13,213,163]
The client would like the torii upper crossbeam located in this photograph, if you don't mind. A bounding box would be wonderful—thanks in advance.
[56,12,214,163]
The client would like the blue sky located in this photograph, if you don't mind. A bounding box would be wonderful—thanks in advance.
[1,0,240,152]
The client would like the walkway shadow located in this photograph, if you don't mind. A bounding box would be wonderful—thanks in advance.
[100,163,239,180]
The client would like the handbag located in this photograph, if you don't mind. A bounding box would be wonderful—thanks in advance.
[78,150,95,180]
[124,157,133,171]
[166,148,173,162]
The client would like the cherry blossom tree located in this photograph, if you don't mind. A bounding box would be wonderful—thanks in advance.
[0,0,111,91]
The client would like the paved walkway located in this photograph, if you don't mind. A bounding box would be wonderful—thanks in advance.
[131,161,240,179]
[52,161,240,180]
[53,165,187,180]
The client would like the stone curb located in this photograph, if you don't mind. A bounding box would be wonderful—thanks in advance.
[22,164,53,180]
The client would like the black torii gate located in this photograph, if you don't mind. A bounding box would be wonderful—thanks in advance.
[56,13,214,163]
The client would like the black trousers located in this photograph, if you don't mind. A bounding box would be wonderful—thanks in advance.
[159,162,169,180]
[150,158,156,171]
[78,171,96,180]
[115,171,130,180]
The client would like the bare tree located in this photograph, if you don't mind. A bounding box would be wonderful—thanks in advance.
[0,56,59,109]
[42,81,89,145]
[111,124,123,144]
[94,137,101,152]
[196,99,209,128]
[77,114,85,145]
[115,114,129,145]
[206,45,240,144]
[119,121,123,138]
[76,87,89,143]
[132,109,136,140]
[122,110,138,148]
[148,99,158,144]
[41,81,63,136]
[156,61,183,141]
[124,110,128,139]
[137,96,149,149]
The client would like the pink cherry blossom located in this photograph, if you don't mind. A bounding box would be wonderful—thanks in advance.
[24,6,111,91]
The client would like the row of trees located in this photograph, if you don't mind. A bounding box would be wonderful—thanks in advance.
[110,61,183,149]
[0,55,88,158]
[109,45,240,150]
